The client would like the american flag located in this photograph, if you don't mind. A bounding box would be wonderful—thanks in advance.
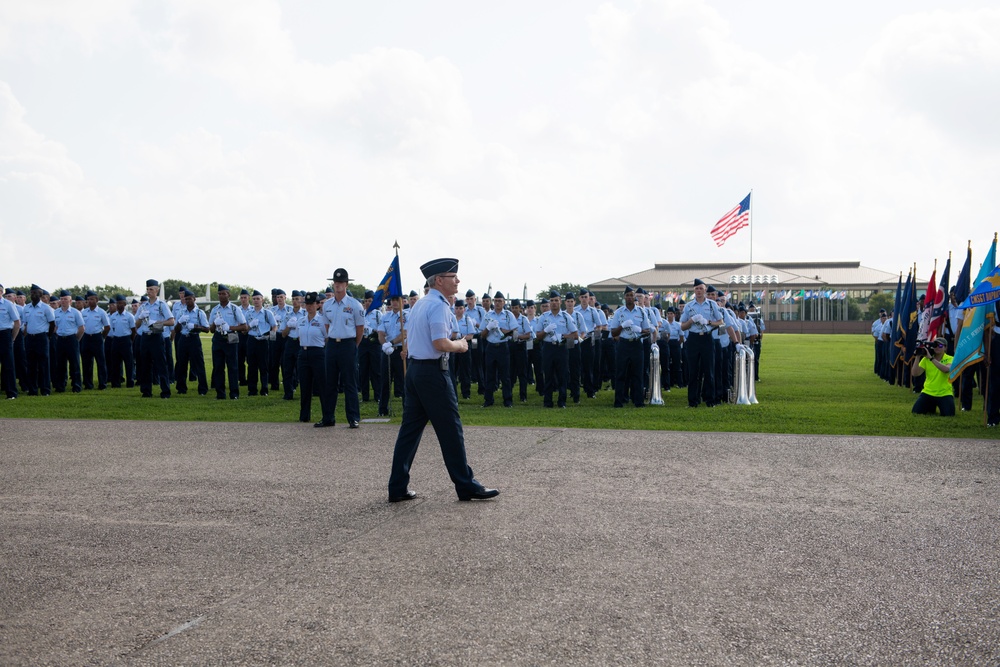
[710,192,751,247]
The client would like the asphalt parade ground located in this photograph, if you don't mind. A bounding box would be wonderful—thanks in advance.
[2,419,998,666]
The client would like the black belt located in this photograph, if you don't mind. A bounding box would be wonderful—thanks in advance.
[27,332,48,337]
[488,342,509,347]
[409,358,442,365]
[620,337,642,343]
[300,344,323,350]
[84,332,103,336]
[253,335,269,340]
[689,332,710,337]
[328,338,354,343]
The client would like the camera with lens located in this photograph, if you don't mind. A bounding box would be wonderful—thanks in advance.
[914,339,930,355]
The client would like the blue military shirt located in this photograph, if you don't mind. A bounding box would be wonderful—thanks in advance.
[609,305,650,341]
[54,307,84,336]
[81,306,110,335]
[22,302,55,334]
[321,294,365,340]
[481,308,517,344]
[0,299,20,331]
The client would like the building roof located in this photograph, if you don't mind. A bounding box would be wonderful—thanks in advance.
[589,261,917,291]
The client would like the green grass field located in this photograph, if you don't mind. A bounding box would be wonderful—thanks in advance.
[1,334,994,439]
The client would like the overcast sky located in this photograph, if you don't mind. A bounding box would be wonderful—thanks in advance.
[2,0,998,297]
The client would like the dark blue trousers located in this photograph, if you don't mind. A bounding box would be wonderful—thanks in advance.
[246,337,269,395]
[80,333,107,389]
[322,339,359,423]
[686,333,714,407]
[0,330,16,398]
[483,342,512,406]
[358,338,382,401]
[175,333,207,395]
[387,361,481,499]
[54,335,82,392]
[25,333,50,395]
[541,342,568,407]
[138,334,170,397]
[614,339,644,408]
[108,336,134,388]
[282,338,300,399]
[297,347,325,421]
[212,334,239,399]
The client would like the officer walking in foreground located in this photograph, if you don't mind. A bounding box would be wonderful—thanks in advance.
[386,257,500,503]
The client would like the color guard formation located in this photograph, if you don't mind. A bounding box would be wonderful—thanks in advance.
[0,275,764,416]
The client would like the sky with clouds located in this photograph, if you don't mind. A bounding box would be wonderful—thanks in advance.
[2,0,998,297]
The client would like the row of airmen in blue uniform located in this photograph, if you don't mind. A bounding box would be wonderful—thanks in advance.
[0,276,764,410]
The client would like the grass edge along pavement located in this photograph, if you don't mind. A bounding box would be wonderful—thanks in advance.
[0,334,995,440]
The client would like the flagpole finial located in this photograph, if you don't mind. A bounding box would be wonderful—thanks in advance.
[393,240,400,252]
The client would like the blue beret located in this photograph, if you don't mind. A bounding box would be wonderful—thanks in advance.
[73,295,84,302]
[145,279,159,288]
[493,291,504,299]
[548,290,560,299]
[140,295,149,302]
[240,289,249,296]
[564,292,575,300]
[114,294,126,302]
[525,299,535,307]
[58,289,71,297]
[85,290,97,298]
[30,284,41,291]
[291,290,302,298]
[693,278,705,287]
[623,286,634,295]
[16,290,24,296]
[364,290,375,299]
[465,289,476,297]
[706,285,717,293]
[217,284,230,292]
[183,289,194,297]
[511,299,521,307]
[251,290,263,297]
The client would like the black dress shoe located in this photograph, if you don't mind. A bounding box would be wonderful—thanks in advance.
[388,490,417,503]
[314,420,335,428]
[299,417,310,423]
[458,488,500,501]
[349,421,360,429]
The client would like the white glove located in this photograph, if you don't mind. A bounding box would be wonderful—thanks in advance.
[269,331,276,341]
[177,315,189,324]
[544,323,557,334]
[221,322,231,334]
[552,332,563,344]
[382,342,393,355]
[736,343,746,353]
[631,323,642,335]
[487,320,500,331]
[250,318,259,328]
[184,323,194,333]
[363,326,372,336]
[286,317,298,329]
[214,317,225,327]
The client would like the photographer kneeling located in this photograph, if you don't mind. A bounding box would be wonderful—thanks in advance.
[910,336,954,416]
